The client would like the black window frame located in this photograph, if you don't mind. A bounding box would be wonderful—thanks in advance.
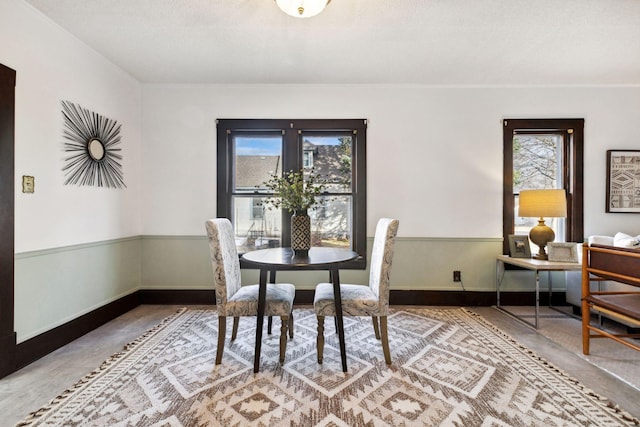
[217,119,367,269]
[502,118,584,255]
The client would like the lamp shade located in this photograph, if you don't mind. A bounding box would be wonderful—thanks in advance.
[276,0,331,18]
[518,189,567,218]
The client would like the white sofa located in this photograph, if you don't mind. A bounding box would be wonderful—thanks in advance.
[566,232,640,325]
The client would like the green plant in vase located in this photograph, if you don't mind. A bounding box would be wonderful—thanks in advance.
[259,169,329,256]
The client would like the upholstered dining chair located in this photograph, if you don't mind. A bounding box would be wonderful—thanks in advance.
[313,218,399,365]
[205,218,296,365]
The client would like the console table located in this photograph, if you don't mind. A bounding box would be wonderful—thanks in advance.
[496,255,582,329]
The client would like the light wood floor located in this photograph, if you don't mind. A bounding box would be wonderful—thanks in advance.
[1,304,638,425]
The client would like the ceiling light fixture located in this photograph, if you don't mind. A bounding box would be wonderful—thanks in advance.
[275,0,331,18]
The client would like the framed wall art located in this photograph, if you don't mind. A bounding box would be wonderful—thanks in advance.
[606,150,640,213]
[508,234,531,258]
[547,242,579,263]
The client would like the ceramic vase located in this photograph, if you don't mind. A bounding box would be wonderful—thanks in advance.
[291,210,311,256]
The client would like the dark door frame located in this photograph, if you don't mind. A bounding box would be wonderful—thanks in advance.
[0,63,16,377]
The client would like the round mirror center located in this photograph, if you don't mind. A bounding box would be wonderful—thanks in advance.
[88,138,105,161]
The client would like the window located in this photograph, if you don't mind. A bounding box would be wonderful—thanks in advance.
[303,149,313,168]
[502,119,584,255]
[513,133,566,239]
[217,119,367,267]
[251,198,264,220]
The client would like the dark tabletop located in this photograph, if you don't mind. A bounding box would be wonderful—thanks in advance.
[241,247,359,270]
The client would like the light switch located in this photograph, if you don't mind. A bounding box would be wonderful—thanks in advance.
[22,175,34,193]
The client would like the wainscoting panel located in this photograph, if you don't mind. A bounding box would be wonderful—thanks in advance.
[14,237,142,343]
[140,235,212,289]
[139,236,559,293]
[8,234,575,379]
[9,234,570,378]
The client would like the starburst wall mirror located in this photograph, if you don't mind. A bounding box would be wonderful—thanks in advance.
[61,100,126,189]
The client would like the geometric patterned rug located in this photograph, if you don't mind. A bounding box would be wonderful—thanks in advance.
[18,307,639,426]
[489,306,640,391]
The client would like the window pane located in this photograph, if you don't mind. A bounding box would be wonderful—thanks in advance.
[310,196,351,248]
[513,134,563,193]
[303,135,352,193]
[303,135,353,248]
[232,196,282,253]
[513,133,566,242]
[234,135,282,193]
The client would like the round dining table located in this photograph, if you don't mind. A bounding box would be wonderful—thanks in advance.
[241,247,359,373]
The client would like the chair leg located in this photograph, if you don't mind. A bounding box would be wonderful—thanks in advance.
[279,316,289,363]
[216,316,227,365]
[268,316,273,335]
[582,301,590,355]
[380,316,391,364]
[231,316,239,340]
[372,316,381,339]
[317,316,325,363]
[288,312,294,338]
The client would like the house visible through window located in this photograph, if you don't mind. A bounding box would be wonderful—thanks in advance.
[217,119,367,268]
[503,119,584,255]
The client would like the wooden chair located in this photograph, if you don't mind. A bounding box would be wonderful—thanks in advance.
[582,243,640,354]
[313,218,399,364]
[205,218,295,364]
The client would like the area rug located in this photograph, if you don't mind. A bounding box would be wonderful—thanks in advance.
[491,305,640,391]
[19,307,639,426]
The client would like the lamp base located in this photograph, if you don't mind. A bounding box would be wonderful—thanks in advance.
[532,251,548,261]
[529,218,555,261]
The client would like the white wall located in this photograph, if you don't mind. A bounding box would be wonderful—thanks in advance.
[141,84,640,239]
[1,0,143,341]
[1,0,143,253]
[3,0,640,341]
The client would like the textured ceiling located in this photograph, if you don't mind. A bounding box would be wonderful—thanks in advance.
[23,0,640,85]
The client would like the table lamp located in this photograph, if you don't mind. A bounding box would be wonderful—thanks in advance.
[518,189,567,260]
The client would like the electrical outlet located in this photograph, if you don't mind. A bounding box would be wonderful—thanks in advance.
[453,270,461,282]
